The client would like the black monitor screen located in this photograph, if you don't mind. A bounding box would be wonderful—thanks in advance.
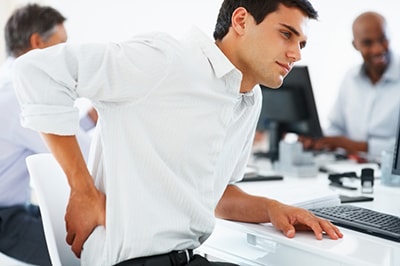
[392,110,400,175]
[257,65,322,161]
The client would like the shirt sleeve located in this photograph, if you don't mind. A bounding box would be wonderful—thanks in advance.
[368,136,396,159]
[79,113,96,132]
[324,77,348,136]
[229,89,262,183]
[13,33,172,135]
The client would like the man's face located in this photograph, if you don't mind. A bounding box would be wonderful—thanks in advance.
[237,4,310,89]
[352,18,389,75]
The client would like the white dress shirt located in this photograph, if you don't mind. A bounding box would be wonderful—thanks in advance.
[0,57,92,207]
[13,27,261,265]
[325,51,400,159]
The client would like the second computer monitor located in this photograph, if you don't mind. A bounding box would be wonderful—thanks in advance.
[258,65,322,161]
[392,109,400,175]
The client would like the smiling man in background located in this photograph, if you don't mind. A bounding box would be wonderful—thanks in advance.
[0,4,96,265]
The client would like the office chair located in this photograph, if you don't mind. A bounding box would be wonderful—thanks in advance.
[26,153,80,266]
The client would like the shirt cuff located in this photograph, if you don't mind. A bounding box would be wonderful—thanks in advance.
[20,104,80,135]
[79,113,96,131]
[368,137,396,159]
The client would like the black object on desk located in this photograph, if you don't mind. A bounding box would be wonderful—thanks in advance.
[329,182,358,190]
[328,171,358,190]
[240,174,284,182]
[339,194,374,203]
[361,168,374,194]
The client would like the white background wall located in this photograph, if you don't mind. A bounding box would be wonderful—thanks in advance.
[1,0,399,128]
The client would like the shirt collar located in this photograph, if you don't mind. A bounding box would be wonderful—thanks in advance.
[184,27,256,106]
[382,51,400,82]
[360,51,400,83]
[186,26,242,80]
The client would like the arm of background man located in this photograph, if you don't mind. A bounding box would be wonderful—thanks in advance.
[41,133,105,258]
[312,136,367,154]
[215,185,342,240]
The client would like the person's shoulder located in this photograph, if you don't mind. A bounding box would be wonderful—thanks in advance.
[125,31,180,48]
[345,63,362,75]
[340,64,362,83]
[0,57,14,85]
[389,52,400,70]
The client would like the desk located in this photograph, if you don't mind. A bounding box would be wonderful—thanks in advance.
[196,159,400,266]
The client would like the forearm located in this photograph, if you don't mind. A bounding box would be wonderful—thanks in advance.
[41,133,105,257]
[313,136,367,154]
[341,138,367,154]
[216,184,343,241]
[40,133,94,191]
[215,184,278,223]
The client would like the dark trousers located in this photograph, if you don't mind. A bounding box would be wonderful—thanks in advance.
[0,204,51,266]
[187,255,238,266]
[115,251,238,266]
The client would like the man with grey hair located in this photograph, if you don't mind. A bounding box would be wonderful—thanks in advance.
[0,4,96,265]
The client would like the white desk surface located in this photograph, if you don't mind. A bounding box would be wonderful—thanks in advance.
[196,158,400,266]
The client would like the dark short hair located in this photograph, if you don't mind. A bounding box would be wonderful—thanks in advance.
[4,3,66,57]
[213,0,318,41]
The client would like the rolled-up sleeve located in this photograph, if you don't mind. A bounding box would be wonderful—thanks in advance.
[13,44,81,135]
[13,33,171,135]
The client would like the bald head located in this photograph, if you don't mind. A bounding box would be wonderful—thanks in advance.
[352,11,390,84]
[352,12,387,39]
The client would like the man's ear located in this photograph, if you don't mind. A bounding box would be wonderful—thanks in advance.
[231,7,249,36]
[352,40,359,51]
[30,33,44,49]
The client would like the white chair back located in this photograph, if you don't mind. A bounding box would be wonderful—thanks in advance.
[0,251,35,266]
[26,153,80,266]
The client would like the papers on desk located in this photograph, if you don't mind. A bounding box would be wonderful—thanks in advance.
[244,165,258,178]
[237,180,340,209]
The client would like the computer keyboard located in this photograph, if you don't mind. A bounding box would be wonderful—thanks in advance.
[310,205,400,242]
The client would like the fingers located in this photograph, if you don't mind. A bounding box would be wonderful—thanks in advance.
[307,217,343,240]
[276,207,343,241]
[274,218,297,238]
[65,220,91,258]
[66,230,75,246]
[284,226,296,238]
[65,216,82,257]
[71,234,86,258]
[320,219,344,239]
[63,187,106,258]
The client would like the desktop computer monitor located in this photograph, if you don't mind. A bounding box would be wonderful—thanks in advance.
[392,110,400,175]
[257,65,323,161]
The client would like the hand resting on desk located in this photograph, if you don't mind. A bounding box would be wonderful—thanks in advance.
[299,135,368,160]
[216,185,343,241]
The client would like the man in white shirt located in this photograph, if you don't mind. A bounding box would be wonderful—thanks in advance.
[0,4,96,265]
[302,11,400,161]
[13,1,343,265]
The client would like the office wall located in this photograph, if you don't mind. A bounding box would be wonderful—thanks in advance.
[1,0,399,127]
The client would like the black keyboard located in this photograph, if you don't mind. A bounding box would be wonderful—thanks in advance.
[310,205,400,242]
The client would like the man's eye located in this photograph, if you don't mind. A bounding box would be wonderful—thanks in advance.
[362,40,373,47]
[379,37,388,44]
[281,31,291,39]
